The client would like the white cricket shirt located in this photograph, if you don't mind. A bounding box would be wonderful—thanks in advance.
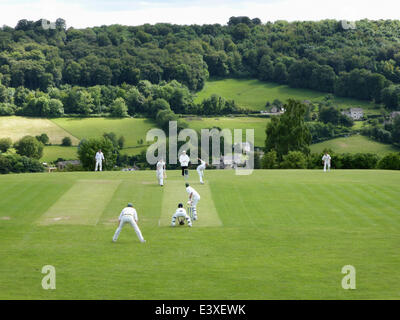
[322,154,331,163]
[95,152,105,161]
[186,186,200,200]
[119,207,138,221]
[179,154,190,167]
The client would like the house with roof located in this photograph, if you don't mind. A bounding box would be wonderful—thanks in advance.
[341,108,364,120]
[390,111,400,120]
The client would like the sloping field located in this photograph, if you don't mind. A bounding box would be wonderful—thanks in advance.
[310,135,400,155]
[195,79,375,112]
[51,117,155,148]
[0,116,79,145]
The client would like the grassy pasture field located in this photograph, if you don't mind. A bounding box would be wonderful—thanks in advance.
[2,116,398,163]
[0,116,79,145]
[310,135,400,155]
[184,116,269,147]
[194,79,375,112]
[51,117,155,148]
[0,170,399,299]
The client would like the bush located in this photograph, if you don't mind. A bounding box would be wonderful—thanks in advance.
[350,153,379,169]
[378,153,400,170]
[14,135,44,159]
[0,154,44,174]
[0,137,12,153]
[77,137,117,170]
[0,102,15,115]
[35,133,49,145]
[308,152,379,169]
[110,97,128,117]
[280,151,307,169]
[118,136,125,149]
[261,150,278,169]
[61,136,72,146]
[254,151,261,169]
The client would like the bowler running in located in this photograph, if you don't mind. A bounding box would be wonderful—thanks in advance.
[197,158,207,184]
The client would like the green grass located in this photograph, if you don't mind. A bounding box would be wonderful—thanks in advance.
[185,116,269,147]
[195,78,375,111]
[51,117,155,148]
[310,135,400,155]
[0,116,79,145]
[41,146,78,163]
[0,170,399,299]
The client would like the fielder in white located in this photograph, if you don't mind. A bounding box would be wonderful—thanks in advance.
[185,182,200,221]
[156,158,166,186]
[171,203,192,227]
[179,151,190,180]
[95,149,105,171]
[322,152,331,172]
[112,203,146,243]
[197,158,208,184]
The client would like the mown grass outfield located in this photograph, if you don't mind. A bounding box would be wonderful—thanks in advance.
[0,170,399,299]
[310,135,400,155]
[195,78,375,112]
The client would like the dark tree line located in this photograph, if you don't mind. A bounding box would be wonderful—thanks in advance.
[2,17,400,114]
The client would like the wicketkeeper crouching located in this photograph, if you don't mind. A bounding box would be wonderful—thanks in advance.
[171,203,192,227]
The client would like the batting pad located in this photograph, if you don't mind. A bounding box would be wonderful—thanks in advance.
[159,180,222,227]
[38,179,121,225]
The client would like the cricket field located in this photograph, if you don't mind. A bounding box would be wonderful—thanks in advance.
[0,170,399,299]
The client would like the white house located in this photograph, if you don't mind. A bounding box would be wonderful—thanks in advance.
[342,108,364,120]
[390,111,400,120]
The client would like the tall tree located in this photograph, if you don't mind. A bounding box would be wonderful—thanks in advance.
[265,99,311,159]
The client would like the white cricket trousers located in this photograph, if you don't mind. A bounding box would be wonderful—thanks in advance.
[324,162,331,172]
[157,170,163,186]
[191,197,200,220]
[95,160,102,171]
[171,212,192,227]
[197,165,205,183]
[113,216,145,242]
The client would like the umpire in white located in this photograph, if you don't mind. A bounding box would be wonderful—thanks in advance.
[113,203,146,243]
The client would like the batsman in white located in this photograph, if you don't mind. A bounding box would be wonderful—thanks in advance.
[112,203,146,243]
[95,149,105,171]
[156,158,166,186]
[171,203,192,227]
[197,158,208,184]
[322,151,331,172]
[179,150,190,180]
[185,182,200,221]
